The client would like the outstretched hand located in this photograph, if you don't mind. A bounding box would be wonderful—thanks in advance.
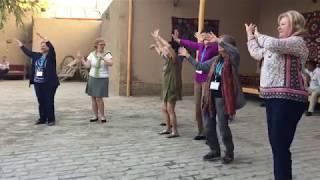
[15,39,23,47]
[36,32,48,42]
[178,47,190,58]
[194,32,204,42]
[244,23,255,37]
[207,32,218,43]
[151,29,160,39]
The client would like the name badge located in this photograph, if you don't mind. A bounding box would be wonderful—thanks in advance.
[210,81,220,90]
[195,70,203,74]
[36,71,43,77]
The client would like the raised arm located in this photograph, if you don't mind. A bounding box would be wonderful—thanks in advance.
[179,47,213,73]
[16,39,34,58]
[257,34,308,59]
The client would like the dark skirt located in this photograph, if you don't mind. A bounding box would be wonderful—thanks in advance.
[86,76,109,97]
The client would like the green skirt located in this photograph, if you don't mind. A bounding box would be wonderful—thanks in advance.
[86,76,109,97]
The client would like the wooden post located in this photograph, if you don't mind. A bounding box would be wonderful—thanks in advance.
[126,0,133,96]
[198,0,206,33]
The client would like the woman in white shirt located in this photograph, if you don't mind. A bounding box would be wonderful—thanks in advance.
[78,38,113,123]
[0,56,10,78]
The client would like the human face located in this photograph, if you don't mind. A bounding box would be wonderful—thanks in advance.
[97,42,106,52]
[278,16,292,38]
[40,42,49,53]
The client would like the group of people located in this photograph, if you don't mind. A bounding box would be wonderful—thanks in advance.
[151,10,314,180]
[15,34,112,126]
[10,8,317,180]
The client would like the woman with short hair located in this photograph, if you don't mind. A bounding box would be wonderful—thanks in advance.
[16,33,59,126]
[79,38,113,123]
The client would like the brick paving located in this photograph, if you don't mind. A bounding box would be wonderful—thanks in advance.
[0,81,319,180]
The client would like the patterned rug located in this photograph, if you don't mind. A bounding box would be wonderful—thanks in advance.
[304,10,320,64]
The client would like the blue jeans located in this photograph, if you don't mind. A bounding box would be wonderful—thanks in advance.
[265,99,306,180]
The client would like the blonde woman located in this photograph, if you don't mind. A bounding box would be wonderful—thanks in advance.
[79,38,113,123]
[150,29,183,138]
[246,10,309,180]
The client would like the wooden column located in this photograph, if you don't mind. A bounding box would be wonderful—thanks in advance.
[126,0,133,96]
[198,0,206,32]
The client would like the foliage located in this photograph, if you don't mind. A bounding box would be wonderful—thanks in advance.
[0,0,48,30]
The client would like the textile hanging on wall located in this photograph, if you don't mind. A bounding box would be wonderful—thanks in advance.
[171,17,219,56]
[303,10,320,64]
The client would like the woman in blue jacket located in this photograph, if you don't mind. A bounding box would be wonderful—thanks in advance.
[16,33,59,126]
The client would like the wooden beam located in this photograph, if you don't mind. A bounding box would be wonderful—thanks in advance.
[198,0,206,32]
[126,0,133,96]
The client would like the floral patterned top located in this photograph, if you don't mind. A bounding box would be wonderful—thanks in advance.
[247,35,309,102]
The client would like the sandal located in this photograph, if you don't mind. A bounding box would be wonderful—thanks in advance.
[167,133,180,138]
[159,130,171,135]
[101,119,107,123]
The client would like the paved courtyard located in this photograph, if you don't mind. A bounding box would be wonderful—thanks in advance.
[0,81,319,180]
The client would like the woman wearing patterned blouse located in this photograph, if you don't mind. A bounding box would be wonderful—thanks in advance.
[246,10,309,180]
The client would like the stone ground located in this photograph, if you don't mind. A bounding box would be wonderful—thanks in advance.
[0,80,319,180]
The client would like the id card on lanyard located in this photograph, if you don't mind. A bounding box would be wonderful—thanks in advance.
[196,47,207,74]
[36,55,46,77]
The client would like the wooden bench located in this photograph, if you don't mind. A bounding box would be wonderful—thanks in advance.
[6,64,26,80]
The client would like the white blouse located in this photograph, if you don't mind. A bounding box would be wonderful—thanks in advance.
[87,51,112,78]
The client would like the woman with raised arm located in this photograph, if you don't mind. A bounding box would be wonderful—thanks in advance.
[16,33,59,126]
[245,10,309,180]
[179,33,245,164]
[172,29,219,140]
[78,38,113,123]
[150,29,183,138]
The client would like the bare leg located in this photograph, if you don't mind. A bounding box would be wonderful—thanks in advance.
[96,97,105,120]
[161,102,171,132]
[91,96,98,118]
[167,101,179,136]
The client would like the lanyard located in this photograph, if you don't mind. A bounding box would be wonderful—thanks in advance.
[215,60,224,76]
[36,55,46,68]
[200,47,207,62]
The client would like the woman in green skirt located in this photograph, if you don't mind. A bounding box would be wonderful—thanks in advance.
[78,38,113,123]
[150,29,183,138]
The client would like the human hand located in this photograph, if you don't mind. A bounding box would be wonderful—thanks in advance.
[178,47,190,58]
[194,32,204,41]
[245,23,255,37]
[151,29,160,38]
[207,32,218,42]
[15,39,23,47]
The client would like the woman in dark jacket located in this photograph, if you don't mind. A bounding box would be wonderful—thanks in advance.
[179,34,245,164]
[16,33,59,126]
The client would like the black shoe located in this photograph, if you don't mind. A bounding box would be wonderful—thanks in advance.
[101,119,107,123]
[305,112,312,116]
[35,120,46,125]
[90,118,98,122]
[194,135,206,140]
[203,152,221,161]
[160,122,166,126]
[48,121,55,126]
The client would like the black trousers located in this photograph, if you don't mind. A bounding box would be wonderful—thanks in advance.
[34,83,58,123]
[0,69,9,78]
[265,98,306,180]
